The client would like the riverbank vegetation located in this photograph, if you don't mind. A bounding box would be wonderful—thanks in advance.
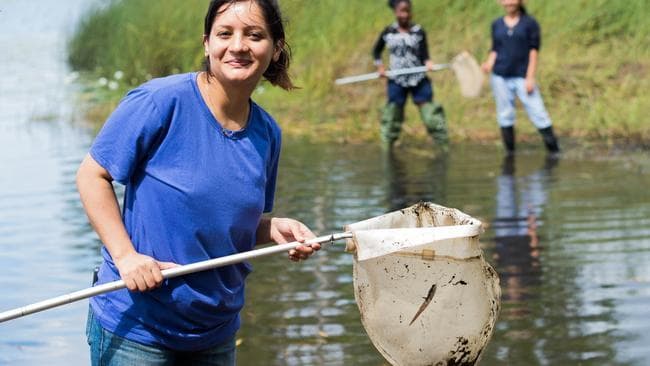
[68,0,649,144]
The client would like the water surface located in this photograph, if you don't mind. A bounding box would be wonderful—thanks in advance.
[238,144,650,366]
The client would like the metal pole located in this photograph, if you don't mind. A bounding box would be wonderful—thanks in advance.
[334,64,449,85]
[0,232,353,323]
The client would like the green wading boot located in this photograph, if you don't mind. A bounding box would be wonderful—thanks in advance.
[380,102,405,148]
[419,102,449,152]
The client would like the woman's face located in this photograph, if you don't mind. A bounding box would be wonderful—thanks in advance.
[204,1,280,86]
[500,0,522,15]
[394,1,412,27]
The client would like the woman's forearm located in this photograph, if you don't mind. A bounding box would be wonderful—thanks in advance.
[256,216,273,245]
[255,216,319,261]
[76,154,136,261]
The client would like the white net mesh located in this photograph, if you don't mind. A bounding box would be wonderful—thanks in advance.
[451,51,484,98]
[345,202,500,366]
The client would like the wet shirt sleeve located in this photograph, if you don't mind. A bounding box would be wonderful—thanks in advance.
[89,88,165,185]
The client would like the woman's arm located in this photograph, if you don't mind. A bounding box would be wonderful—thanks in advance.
[525,49,538,94]
[76,154,176,291]
[256,217,320,261]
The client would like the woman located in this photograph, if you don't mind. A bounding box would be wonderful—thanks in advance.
[76,0,319,364]
[481,0,560,155]
[372,0,448,150]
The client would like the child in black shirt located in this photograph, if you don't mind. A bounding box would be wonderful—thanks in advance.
[373,0,448,150]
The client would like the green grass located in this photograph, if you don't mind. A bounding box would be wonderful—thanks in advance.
[68,0,650,143]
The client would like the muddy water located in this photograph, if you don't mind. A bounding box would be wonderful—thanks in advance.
[1,1,650,365]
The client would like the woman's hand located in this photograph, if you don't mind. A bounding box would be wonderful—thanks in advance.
[525,77,536,94]
[269,218,320,261]
[114,252,178,292]
[425,60,435,71]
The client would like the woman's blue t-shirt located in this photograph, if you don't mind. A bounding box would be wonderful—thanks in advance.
[491,14,541,78]
[88,72,281,351]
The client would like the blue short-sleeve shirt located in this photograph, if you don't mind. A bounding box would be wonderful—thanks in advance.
[88,72,281,351]
[491,14,541,78]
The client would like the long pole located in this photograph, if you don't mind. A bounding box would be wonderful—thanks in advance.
[334,64,449,85]
[0,232,352,323]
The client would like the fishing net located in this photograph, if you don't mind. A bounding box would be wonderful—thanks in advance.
[345,202,500,366]
[451,51,484,98]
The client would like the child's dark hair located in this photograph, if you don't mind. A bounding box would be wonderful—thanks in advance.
[513,0,528,14]
[203,0,294,90]
[387,0,411,9]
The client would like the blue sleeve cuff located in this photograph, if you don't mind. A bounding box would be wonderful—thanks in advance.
[89,147,130,185]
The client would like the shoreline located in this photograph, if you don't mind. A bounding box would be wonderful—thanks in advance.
[78,94,650,150]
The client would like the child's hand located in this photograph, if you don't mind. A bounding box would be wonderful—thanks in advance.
[377,64,386,77]
[525,77,536,94]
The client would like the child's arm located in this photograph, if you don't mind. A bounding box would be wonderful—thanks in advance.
[372,29,388,76]
[481,51,497,73]
[525,49,538,94]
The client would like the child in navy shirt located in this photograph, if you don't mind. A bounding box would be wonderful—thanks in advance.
[481,0,560,155]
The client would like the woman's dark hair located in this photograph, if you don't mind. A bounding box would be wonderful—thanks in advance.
[387,0,411,9]
[203,0,294,90]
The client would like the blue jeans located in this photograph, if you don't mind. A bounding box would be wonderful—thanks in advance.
[490,74,552,129]
[86,308,236,366]
[387,77,433,105]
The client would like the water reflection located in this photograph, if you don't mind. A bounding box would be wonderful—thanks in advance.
[485,154,637,365]
[488,155,554,362]
[383,149,448,211]
[492,155,556,305]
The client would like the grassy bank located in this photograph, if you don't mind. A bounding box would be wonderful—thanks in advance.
[68,0,650,143]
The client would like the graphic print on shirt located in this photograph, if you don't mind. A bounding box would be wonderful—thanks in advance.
[375,23,429,87]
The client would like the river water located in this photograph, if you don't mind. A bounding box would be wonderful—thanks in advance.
[1,1,649,365]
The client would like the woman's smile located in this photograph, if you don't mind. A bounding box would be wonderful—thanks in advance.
[225,58,253,68]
